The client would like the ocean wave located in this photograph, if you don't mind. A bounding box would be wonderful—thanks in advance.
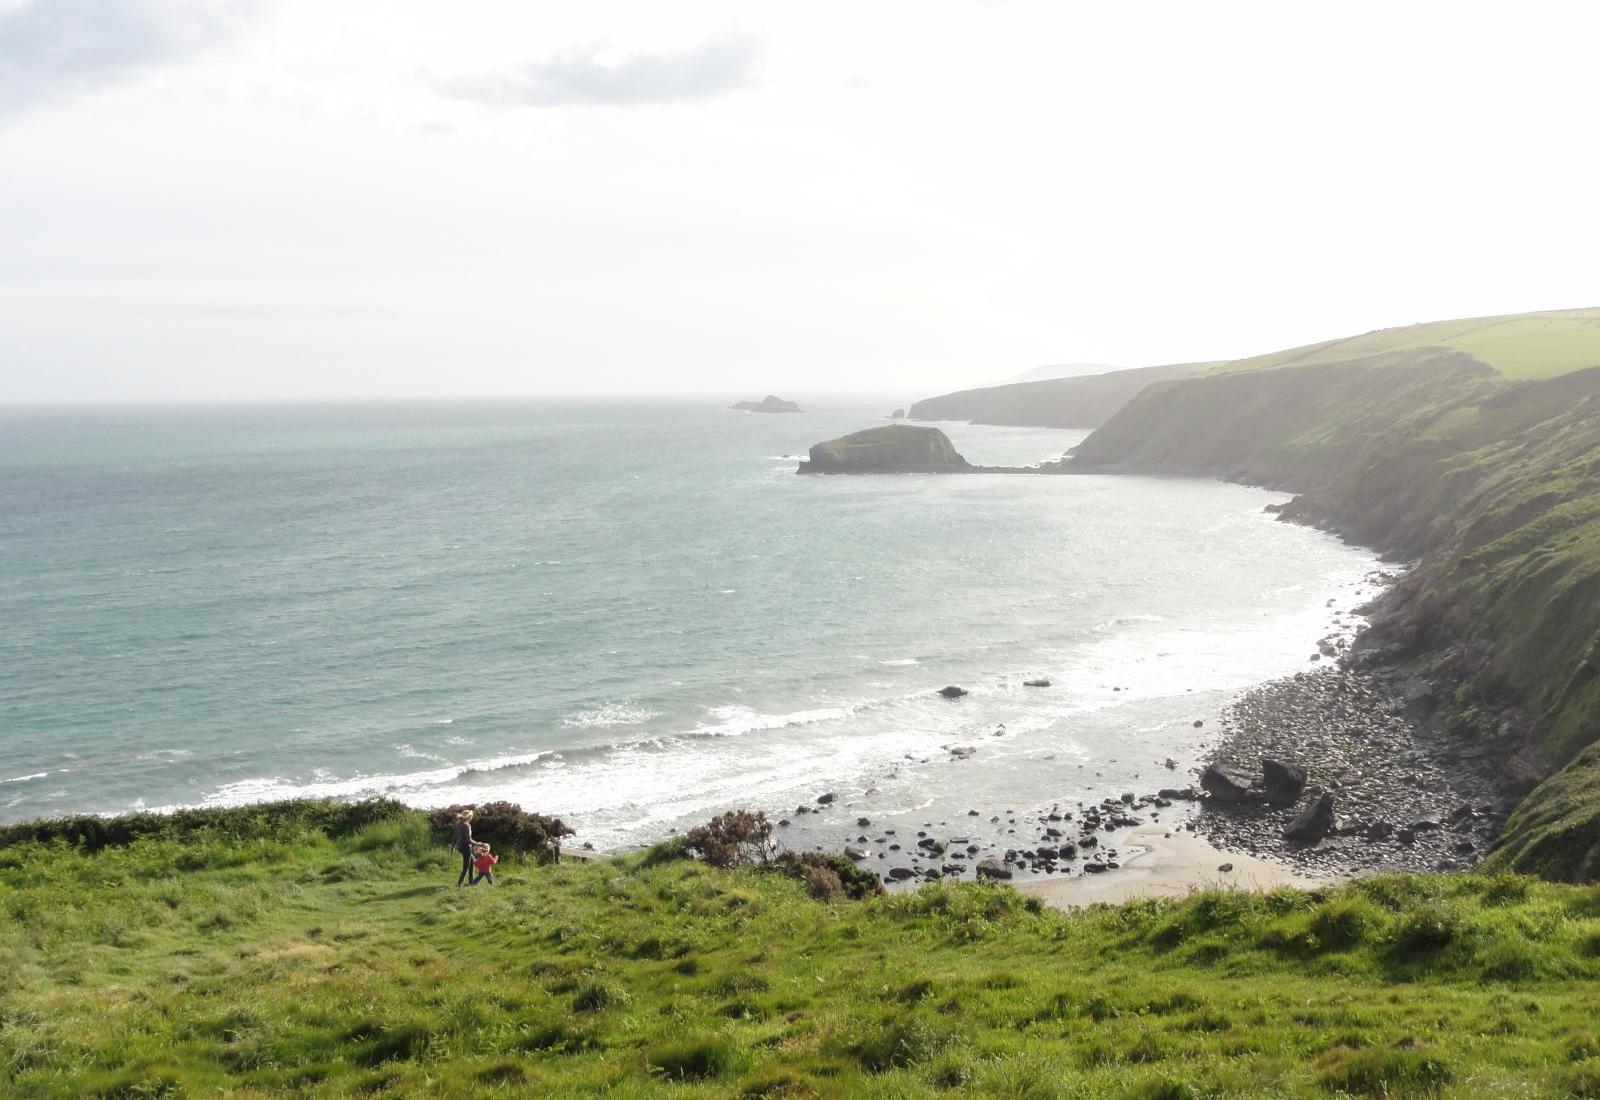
[1,771,49,785]
[694,704,856,738]
[561,702,661,729]
[877,658,920,667]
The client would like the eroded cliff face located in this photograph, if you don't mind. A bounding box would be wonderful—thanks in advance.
[1070,351,1600,881]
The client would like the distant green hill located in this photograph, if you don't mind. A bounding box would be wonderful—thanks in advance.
[1213,307,1600,381]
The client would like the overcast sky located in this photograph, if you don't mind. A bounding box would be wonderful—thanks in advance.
[1,0,1596,403]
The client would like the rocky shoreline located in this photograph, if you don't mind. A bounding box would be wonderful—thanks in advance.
[754,565,1516,892]
[1192,667,1510,875]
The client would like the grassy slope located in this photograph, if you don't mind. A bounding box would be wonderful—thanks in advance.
[1068,342,1600,881]
[9,818,1600,1099]
[1213,307,1600,381]
[905,363,1215,429]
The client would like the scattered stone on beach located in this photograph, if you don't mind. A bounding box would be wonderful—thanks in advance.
[1024,678,1052,688]
[949,746,976,759]
[1193,720,1204,728]
[887,867,915,881]
[1217,862,1234,872]
[976,858,1012,880]
[816,792,838,804]
[856,816,871,826]
[938,685,968,699]
[844,846,867,861]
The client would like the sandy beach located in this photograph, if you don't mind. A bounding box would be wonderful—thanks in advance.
[1015,822,1340,909]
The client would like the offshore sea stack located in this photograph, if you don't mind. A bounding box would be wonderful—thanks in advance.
[797,425,972,474]
[731,394,803,413]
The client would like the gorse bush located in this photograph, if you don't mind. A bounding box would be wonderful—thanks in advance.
[424,801,572,863]
[683,809,778,869]
[773,849,883,901]
[674,810,883,901]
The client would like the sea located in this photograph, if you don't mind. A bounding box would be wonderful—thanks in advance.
[0,400,1383,852]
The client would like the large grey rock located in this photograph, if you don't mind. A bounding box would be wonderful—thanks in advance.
[975,858,1013,880]
[1261,758,1307,806]
[1284,792,1336,842]
[1200,763,1260,804]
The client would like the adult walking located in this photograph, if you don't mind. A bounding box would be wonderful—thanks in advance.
[452,808,476,887]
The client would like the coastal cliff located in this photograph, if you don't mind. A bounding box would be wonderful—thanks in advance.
[797,424,971,474]
[1065,309,1600,880]
[907,362,1207,429]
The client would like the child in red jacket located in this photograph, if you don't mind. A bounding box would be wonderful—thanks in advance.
[469,842,498,886]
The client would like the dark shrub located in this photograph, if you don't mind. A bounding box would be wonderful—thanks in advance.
[426,802,573,864]
[774,851,884,901]
[683,810,778,869]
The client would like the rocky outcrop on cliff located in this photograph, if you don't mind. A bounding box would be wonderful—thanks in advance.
[797,425,971,474]
[907,362,1205,429]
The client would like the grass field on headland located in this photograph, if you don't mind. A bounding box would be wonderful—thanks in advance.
[7,804,1600,1098]
[1211,307,1600,380]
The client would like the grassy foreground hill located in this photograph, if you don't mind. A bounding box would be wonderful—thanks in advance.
[1064,308,1600,880]
[9,803,1600,1099]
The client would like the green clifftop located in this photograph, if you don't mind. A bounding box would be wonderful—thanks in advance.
[1066,312,1600,881]
[798,424,971,474]
[907,362,1210,429]
[1211,306,1600,381]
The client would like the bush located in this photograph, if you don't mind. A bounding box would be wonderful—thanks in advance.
[426,802,573,864]
[683,810,777,869]
[773,851,884,901]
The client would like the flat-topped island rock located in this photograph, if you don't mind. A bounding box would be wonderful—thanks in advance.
[731,394,803,413]
[796,425,972,474]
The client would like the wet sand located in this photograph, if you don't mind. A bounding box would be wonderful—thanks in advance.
[1015,822,1340,909]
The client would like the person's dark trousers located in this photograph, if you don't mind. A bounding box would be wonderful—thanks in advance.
[457,848,473,887]
[470,871,494,886]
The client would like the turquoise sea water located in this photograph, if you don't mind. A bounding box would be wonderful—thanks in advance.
[0,401,1381,848]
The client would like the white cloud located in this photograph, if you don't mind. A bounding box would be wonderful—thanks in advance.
[0,0,254,115]
[434,31,760,108]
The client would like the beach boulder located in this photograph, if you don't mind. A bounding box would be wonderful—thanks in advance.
[938,685,969,699]
[975,858,1013,880]
[1284,792,1337,842]
[1261,758,1307,805]
[1200,763,1260,804]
